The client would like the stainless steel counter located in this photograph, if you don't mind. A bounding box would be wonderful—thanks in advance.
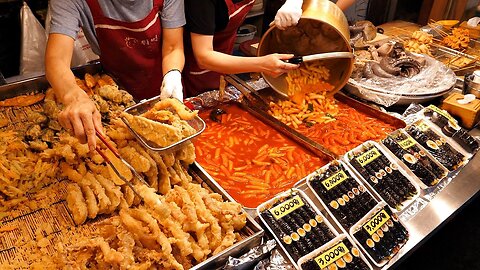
[381,128,480,269]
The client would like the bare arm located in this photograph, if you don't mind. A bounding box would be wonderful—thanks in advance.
[162,27,185,74]
[336,0,356,11]
[45,33,102,151]
[190,33,297,77]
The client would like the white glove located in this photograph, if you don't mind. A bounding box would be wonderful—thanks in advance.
[274,0,303,30]
[160,69,183,101]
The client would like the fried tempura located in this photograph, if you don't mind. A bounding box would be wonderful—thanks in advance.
[121,112,182,147]
[151,98,198,120]
[66,183,87,225]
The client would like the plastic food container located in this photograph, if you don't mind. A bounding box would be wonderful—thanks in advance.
[349,202,409,267]
[344,141,421,212]
[298,234,373,270]
[257,188,338,268]
[305,160,379,231]
[381,129,449,189]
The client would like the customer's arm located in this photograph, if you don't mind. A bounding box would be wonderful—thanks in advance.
[336,0,356,10]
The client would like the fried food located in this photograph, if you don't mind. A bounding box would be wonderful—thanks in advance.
[121,112,183,147]
[151,98,198,120]
[98,85,123,103]
[118,145,151,173]
[442,28,470,50]
[66,183,88,225]
[0,93,45,107]
[84,172,111,214]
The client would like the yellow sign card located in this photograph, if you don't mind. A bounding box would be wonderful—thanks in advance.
[356,147,381,167]
[270,195,304,220]
[363,209,391,235]
[314,242,349,268]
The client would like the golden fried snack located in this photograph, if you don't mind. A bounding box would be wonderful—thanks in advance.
[84,172,111,214]
[60,162,83,183]
[186,183,222,251]
[84,73,97,89]
[175,141,196,165]
[142,110,176,122]
[0,93,45,107]
[66,183,88,225]
[95,174,122,214]
[98,85,123,103]
[75,77,94,96]
[171,118,197,138]
[129,141,159,190]
[121,112,183,147]
[151,98,198,120]
[118,146,151,173]
[79,182,99,219]
[146,151,171,194]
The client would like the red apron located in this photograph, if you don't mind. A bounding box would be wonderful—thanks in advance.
[183,0,255,97]
[85,0,164,100]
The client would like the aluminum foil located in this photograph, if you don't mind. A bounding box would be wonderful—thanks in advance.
[223,240,277,270]
[254,250,295,270]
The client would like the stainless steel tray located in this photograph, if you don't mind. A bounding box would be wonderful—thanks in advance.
[297,234,373,270]
[344,141,421,213]
[256,188,339,269]
[122,95,206,153]
[349,202,409,267]
[304,160,380,232]
[189,162,264,270]
[249,87,406,159]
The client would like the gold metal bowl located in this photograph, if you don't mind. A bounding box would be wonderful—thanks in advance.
[257,0,354,98]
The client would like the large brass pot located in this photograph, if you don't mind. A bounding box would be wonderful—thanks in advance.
[257,0,354,97]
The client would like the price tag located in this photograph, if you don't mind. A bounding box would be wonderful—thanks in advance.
[356,147,381,167]
[269,195,304,220]
[314,242,349,268]
[427,105,456,123]
[399,137,416,150]
[363,209,391,235]
[417,121,430,132]
[322,170,348,191]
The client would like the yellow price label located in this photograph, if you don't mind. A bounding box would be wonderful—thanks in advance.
[356,147,381,167]
[270,195,304,220]
[363,209,391,235]
[322,170,348,191]
[417,121,430,132]
[315,242,349,268]
[427,105,456,123]
[399,137,416,150]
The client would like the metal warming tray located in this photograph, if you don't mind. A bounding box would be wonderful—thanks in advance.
[122,95,206,153]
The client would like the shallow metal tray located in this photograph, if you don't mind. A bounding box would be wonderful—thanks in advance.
[122,95,206,153]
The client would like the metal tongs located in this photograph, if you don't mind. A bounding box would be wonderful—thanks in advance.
[94,130,149,197]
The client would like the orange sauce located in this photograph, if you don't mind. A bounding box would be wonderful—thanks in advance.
[296,102,397,155]
[195,104,329,208]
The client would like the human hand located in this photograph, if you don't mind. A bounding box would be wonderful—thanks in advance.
[160,69,183,101]
[58,89,103,152]
[274,0,303,30]
[260,54,299,77]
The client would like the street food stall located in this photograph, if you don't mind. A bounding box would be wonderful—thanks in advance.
[0,0,479,269]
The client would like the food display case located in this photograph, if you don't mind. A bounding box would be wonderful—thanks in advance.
[0,58,479,270]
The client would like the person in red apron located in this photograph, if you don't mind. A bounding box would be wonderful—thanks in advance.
[183,0,301,97]
[183,0,357,97]
[45,0,184,151]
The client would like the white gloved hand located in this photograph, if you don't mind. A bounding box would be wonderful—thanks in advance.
[274,0,303,30]
[160,69,183,101]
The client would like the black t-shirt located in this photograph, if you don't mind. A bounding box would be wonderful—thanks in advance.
[185,0,244,35]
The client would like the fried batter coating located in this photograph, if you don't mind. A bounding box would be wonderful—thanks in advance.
[121,112,182,147]
[84,73,97,89]
[106,119,135,141]
[118,146,150,173]
[66,183,87,225]
[171,118,197,138]
[0,93,45,107]
[130,141,158,190]
[79,183,99,219]
[84,172,111,214]
[98,85,123,103]
[95,174,122,214]
[175,141,196,165]
[151,98,198,120]
[59,162,82,182]
[119,208,158,249]
[146,151,171,194]
[141,110,176,122]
